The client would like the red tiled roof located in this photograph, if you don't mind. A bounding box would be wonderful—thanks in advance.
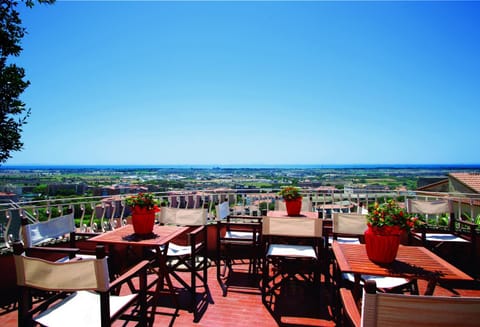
[449,172,480,193]
[417,179,449,191]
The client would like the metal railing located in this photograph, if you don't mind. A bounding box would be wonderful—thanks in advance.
[1,188,479,251]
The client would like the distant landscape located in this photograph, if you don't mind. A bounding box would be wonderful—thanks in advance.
[1,164,480,200]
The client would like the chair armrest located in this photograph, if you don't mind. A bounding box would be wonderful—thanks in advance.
[109,260,149,290]
[457,220,477,228]
[188,226,207,254]
[189,225,205,236]
[339,288,361,327]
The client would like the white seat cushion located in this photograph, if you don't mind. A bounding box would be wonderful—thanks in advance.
[225,230,255,240]
[328,236,361,245]
[35,290,136,327]
[267,244,317,259]
[414,232,469,243]
[337,237,361,244]
[342,273,412,289]
[166,242,191,256]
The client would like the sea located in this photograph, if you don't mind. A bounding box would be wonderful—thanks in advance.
[1,164,480,171]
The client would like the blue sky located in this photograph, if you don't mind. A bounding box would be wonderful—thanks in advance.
[5,1,480,166]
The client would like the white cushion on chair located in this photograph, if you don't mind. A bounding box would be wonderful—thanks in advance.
[337,237,361,244]
[342,273,412,289]
[267,244,317,259]
[225,230,254,240]
[166,242,191,256]
[363,275,412,289]
[328,236,361,245]
[35,290,136,327]
[414,232,470,243]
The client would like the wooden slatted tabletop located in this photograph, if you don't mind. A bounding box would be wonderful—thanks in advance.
[332,241,473,295]
[88,224,188,247]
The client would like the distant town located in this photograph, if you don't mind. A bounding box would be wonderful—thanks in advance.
[1,164,480,202]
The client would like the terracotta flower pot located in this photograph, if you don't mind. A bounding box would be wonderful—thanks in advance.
[285,197,302,216]
[364,225,401,264]
[131,207,156,235]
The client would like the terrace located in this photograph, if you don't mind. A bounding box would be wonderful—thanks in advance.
[0,189,479,326]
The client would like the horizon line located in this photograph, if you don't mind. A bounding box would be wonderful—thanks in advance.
[2,163,480,169]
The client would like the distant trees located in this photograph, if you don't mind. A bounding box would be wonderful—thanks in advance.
[0,0,54,164]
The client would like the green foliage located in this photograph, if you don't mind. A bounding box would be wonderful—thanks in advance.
[438,214,449,226]
[278,186,302,200]
[33,184,47,195]
[125,192,158,210]
[367,199,420,233]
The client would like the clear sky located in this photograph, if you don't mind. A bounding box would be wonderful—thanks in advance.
[5,1,480,166]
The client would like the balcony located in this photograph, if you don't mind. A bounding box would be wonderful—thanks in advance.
[0,189,479,326]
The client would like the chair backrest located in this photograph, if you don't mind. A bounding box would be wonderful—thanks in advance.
[361,280,480,327]
[332,213,367,236]
[275,198,313,212]
[215,201,230,220]
[22,213,76,248]
[406,199,451,214]
[14,251,110,292]
[262,216,322,238]
[159,207,207,226]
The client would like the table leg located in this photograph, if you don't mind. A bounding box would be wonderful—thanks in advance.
[149,245,178,324]
[425,278,437,296]
[352,273,362,300]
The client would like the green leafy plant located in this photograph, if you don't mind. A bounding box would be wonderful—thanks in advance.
[367,199,420,234]
[125,192,159,210]
[278,186,302,201]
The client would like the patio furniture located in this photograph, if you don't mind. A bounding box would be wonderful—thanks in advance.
[340,279,480,327]
[216,200,262,296]
[266,210,318,218]
[13,241,148,327]
[87,224,188,324]
[21,213,99,262]
[159,207,210,322]
[261,216,325,306]
[406,198,477,262]
[331,212,418,294]
[332,241,474,301]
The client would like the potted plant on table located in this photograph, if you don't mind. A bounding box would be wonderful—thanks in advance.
[365,199,419,263]
[125,192,160,235]
[279,186,303,216]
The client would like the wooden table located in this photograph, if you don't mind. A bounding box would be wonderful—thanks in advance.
[267,210,319,218]
[88,224,189,324]
[332,241,473,298]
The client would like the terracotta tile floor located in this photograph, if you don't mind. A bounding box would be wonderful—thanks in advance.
[1,259,479,327]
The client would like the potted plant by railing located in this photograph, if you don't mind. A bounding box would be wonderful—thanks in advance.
[365,199,420,263]
[125,192,160,235]
[279,186,302,216]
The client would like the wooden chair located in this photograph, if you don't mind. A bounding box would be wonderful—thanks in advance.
[340,279,480,327]
[159,207,210,322]
[13,241,148,327]
[216,200,262,296]
[331,213,418,294]
[21,212,99,262]
[261,216,325,306]
[406,199,477,263]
